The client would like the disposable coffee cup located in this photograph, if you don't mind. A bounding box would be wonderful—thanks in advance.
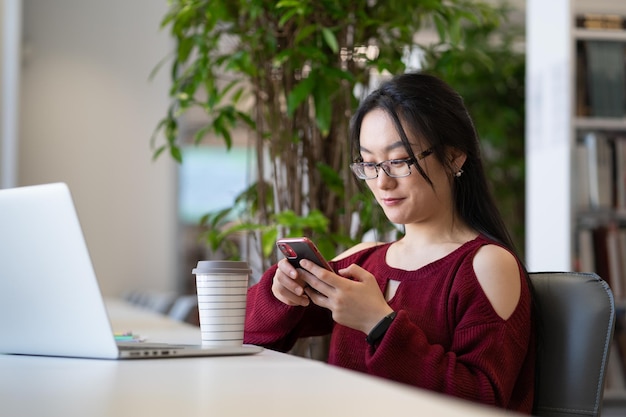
[192,260,251,347]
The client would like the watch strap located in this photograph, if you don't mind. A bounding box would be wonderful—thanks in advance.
[366,311,397,346]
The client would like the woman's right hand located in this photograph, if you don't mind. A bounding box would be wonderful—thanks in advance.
[271,258,310,307]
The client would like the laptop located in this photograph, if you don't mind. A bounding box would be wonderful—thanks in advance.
[0,182,263,359]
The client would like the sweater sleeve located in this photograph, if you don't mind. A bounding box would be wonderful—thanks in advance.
[243,263,334,352]
[362,260,534,410]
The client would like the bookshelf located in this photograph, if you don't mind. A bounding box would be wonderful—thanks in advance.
[526,0,626,407]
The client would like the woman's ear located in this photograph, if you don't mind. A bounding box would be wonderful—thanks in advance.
[446,147,467,171]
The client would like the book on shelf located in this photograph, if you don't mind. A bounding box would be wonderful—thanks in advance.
[575,142,591,210]
[579,134,626,212]
[576,41,591,117]
[616,138,626,210]
[607,225,624,300]
[576,14,626,31]
[575,133,626,299]
[578,132,614,210]
[576,228,595,273]
[583,40,626,118]
[577,225,626,301]
[619,229,626,299]
[606,340,626,393]
[611,311,626,390]
[576,33,626,118]
[592,226,613,291]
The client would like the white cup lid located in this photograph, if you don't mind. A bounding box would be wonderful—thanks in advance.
[192,260,251,275]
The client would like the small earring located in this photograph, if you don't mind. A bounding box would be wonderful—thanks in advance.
[454,168,464,178]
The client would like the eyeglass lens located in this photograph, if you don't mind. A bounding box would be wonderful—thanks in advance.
[351,159,413,179]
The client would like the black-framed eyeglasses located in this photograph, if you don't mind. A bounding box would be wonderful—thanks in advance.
[350,148,434,180]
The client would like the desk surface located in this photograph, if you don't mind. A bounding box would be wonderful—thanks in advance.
[0,300,516,417]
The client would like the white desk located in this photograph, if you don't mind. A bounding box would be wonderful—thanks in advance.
[0,300,518,417]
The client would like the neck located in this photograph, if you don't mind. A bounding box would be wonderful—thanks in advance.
[401,214,476,246]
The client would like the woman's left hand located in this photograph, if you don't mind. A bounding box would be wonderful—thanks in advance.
[298,260,394,335]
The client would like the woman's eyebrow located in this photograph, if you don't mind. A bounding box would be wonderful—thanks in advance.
[359,141,407,155]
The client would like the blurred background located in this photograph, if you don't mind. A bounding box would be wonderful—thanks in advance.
[1,0,178,296]
[1,0,625,298]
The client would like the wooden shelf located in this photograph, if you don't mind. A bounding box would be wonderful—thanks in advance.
[574,28,626,41]
[577,209,626,229]
[575,117,626,132]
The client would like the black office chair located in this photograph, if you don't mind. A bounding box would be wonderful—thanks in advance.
[530,272,616,417]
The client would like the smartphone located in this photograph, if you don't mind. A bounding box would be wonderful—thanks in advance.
[276,237,332,271]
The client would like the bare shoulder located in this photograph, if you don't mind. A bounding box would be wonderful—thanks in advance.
[472,244,521,320]
[332,241,382,261]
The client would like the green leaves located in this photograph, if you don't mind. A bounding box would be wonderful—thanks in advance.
[152,0,518,269]
[317,162,344,197]
[321,27,338,53]
[286,76,314,118]
[177,37,195,63]
[286,67,353,135]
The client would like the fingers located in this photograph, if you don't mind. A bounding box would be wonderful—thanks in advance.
[299,260,335,296]
[271,259,310,307]
[306,263,391,333]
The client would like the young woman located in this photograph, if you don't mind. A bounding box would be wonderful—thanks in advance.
[244,73,535,414]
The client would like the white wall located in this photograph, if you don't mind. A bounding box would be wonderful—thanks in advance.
[1,0,21,188]
[17,0,178,296]
[525,0,572,271]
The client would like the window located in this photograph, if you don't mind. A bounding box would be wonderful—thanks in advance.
[178,145,254,224]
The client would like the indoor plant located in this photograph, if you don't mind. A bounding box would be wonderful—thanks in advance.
[152,0,524,271]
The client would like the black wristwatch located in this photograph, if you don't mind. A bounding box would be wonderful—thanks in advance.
[366,311,397,346]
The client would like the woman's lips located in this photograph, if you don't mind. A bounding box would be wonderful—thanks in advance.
[381,197,404,206]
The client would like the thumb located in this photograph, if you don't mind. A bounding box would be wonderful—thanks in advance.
[338,264,369,283]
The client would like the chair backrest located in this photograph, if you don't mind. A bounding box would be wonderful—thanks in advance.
[530,272,615,417]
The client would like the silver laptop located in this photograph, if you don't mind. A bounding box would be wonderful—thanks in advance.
[0,182,262,359]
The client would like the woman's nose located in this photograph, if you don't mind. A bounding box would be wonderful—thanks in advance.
[375,170,396,189]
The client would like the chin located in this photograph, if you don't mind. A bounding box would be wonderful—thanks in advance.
[381,211,409,225]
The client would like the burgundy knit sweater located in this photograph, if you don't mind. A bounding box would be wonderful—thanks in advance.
[244,234,535,413]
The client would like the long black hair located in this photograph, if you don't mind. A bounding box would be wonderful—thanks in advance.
[350,72,520,258]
